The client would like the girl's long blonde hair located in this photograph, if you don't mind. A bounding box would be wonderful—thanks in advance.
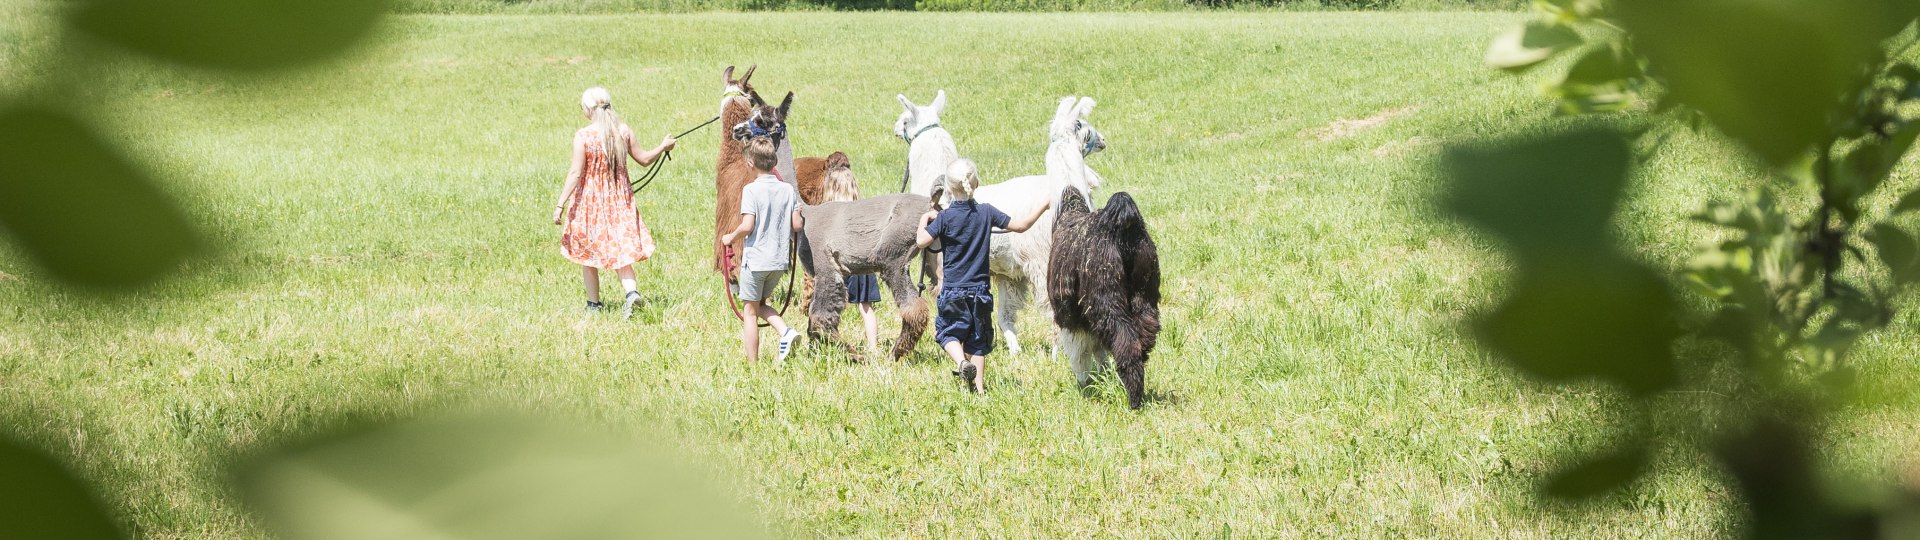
[822,154,859,203]
[581,87,627,177]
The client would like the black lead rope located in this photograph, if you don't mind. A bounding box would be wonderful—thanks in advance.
[631,115,722,194]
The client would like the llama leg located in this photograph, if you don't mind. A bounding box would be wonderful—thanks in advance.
[881,265,929,361]
[1059,328,1096,388]
[995,275,1028,355]
[808,261,846,351]
[1024,258,1054,352]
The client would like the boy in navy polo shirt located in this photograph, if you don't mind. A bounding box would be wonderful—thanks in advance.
[915,159,1051,393]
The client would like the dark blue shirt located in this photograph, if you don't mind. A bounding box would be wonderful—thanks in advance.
[926,199,1010,290]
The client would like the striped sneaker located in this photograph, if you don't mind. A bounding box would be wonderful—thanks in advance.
[776,328,802,362]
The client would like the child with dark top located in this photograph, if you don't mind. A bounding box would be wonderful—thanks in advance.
[914,159,1051,393]
[819,165,883,356]
[720,137,805,363]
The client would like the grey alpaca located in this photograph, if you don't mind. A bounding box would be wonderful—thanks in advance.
[797,193,934,360]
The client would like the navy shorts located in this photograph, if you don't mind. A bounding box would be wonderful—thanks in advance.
[934,285,994,356]
[846,274,881,304]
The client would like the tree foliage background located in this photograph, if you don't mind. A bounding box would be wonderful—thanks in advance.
[1464,0,1920,537]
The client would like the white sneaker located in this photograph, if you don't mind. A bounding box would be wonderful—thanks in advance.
[622,291,641,320]
[776,328,802,362]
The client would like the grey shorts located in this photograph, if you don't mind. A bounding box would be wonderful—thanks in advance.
[736,269,785,302]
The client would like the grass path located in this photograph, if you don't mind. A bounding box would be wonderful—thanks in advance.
[1,10,1917,538]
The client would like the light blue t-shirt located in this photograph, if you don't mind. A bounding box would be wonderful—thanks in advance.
[739,174,798,271]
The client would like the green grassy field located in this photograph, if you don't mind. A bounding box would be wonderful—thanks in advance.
[3,8,1920,538]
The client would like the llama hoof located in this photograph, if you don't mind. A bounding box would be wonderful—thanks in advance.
[1004,337,1022,355]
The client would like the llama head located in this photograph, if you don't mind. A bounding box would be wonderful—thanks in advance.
[734,90,793,144]
[894,90,947,142]
[1049,96,1106,157]
[720,64,756,110]
[1045,96,1107,204]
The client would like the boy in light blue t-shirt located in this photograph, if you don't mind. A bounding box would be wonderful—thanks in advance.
[721,137,804,363]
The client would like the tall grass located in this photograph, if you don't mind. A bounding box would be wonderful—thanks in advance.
[0,9,1916,539]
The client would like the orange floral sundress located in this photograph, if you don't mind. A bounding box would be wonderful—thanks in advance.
[562,126,656,269]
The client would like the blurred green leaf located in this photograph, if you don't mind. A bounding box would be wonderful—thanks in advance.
[1835,121,1920,215]
[1479,259,1681,394]
[0,435,124,540]
[1869,223,1920,284]
[1894,188,1920,214]
[0,107,199,289]
[1487,19,1583,73]
[69,0,389,71]
[1561,44,1640,87]
[1539,0,1606,19]
[238,415,766,540]
[1612,0,1896,165]
[1543,443,1649,500]
[1447,127,1680,394]
[1445,127,1630,258]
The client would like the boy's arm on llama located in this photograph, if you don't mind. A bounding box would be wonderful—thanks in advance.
[1002,199,1051,233]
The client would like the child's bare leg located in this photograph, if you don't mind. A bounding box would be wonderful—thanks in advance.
[857,303,878,353]
[580,266,601,303]
[616,266,638,296]
[941,340,967,368]
[755,302,790,336]
[741,300,763,361]
[969,354,986,393]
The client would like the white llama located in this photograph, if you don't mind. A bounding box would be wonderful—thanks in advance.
[967,96,1106,354]
[896,91,959,198]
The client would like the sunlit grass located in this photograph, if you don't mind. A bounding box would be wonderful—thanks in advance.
[0,10,1916,538]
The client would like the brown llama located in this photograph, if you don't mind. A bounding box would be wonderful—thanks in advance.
[714,65,842,280]
[713,64,757,278]
[1048,187,1162,409]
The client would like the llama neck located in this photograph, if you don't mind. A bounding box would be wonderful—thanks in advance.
[906,128,957,196]
[717,97,751,168]
[1046,141,1095,210]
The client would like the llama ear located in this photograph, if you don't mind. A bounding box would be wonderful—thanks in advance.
[1054,97,1078,121]
[897,94,916,113]
[723,65,735,84]
[1074,97,1096,119]
[931,90,947,113]
[741,64,756,84]
[779,91,794,117]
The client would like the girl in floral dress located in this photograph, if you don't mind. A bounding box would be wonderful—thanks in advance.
[551,87,677,318]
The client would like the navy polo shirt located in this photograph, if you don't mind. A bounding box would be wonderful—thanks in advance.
[926,199,1010,289]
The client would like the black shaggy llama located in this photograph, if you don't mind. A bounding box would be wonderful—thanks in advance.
[1048,187,1162,409]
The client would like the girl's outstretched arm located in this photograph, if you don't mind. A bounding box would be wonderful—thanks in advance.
[1003,198,1052,233]
[552,136,588,225]
[627,125,677,167]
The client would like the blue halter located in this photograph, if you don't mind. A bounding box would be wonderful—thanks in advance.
[734,119,786,144]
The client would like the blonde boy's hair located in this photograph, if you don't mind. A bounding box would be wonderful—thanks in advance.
[943,159,979,200]
[745,137,778,173]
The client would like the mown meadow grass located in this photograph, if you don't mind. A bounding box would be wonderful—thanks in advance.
[1,8,1918,538]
